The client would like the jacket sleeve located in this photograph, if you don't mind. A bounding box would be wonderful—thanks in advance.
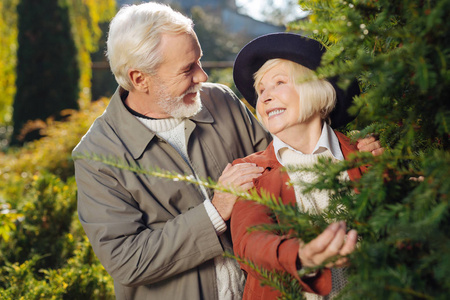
[230,163,332,295]
[74,157,224,287]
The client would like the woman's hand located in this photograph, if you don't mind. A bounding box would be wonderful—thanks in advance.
[298,221,357,269]
[357,135,384,156]
[212,163,264,221]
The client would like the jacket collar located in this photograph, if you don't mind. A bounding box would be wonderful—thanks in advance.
[104,87,214,159]
[247,132,363,181]
[246,141,281,170]
[272,123,345,165]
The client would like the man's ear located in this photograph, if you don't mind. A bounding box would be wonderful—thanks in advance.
[128,69,150,92]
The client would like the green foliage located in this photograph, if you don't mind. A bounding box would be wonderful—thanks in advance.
[256,0,450,298]
[0,204,23,242]
[290,0,450,149]
[0,172,114,299]
[0,99,113,298]
[1,173,77,269]
[0,239,114,299]
[0,0,19,125]
[67,0,116,107]
[0,99,108,202]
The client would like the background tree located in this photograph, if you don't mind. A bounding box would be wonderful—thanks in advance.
[190,6,245,61]
[68,0,116,107]
[0,0,19,126]
[12,0,80,145]
[90,22,117,101]
[7,0,115,146]
[190,5,248,98]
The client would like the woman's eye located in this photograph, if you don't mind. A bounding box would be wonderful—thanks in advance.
[276,80,285,85]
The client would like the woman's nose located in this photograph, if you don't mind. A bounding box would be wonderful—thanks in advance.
[260,88,273,103]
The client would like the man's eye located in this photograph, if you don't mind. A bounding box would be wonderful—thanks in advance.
[184,64,195,73]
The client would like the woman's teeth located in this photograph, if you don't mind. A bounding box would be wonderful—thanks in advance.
[268,109,285,117]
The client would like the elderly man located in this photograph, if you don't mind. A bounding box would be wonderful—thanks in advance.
[73,2,382,300]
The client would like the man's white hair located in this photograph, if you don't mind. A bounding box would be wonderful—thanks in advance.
[106,2,194,91]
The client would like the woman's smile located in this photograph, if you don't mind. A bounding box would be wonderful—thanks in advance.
[267,108,286,118]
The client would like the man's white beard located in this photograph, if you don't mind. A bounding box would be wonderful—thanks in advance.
[156,83,203,118]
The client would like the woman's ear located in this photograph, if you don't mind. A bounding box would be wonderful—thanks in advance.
[128,69,150,92]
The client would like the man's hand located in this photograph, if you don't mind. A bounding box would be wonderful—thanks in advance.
[298,222,357,269]
[357,135,384,156]
[212,163,264,221]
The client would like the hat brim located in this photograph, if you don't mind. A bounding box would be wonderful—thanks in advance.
[233,32,359,128]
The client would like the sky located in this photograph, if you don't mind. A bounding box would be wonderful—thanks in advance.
[235,0,309,24]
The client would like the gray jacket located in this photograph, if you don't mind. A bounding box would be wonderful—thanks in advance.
[73,83,271,300]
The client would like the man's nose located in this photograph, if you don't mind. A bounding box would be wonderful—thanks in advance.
[193,64,208,83]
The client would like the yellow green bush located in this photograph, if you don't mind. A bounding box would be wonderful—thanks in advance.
[0,98,114,299]
[0,99,108,202]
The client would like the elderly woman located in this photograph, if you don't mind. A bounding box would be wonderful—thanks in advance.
[230,33,369,299]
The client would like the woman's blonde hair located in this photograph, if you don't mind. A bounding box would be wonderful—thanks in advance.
[106,2,194,91]
[253,59,336,124]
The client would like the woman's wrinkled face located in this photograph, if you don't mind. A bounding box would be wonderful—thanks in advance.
[255,63,302,137]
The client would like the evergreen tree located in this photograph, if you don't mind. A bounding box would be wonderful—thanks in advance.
[12,0,79,145]
[243,0,450,298]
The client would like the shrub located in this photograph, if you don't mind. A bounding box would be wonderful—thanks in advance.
[0,98,114,299]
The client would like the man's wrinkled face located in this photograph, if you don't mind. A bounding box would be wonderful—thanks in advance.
[151,32,208,118]
[153,77,203,118]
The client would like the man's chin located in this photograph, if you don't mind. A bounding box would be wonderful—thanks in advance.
[170,94,202,118]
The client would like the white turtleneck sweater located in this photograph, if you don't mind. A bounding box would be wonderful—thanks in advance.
[273,123,349,300]
[136,116,245,300]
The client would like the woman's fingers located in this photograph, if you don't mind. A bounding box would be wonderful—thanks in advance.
[324,228,358,268]
[299,222,341,268]
[357,136,384,156]
[340,229,357,256]
[299,222,358,269]
[218,163,264,190]
[325,222,347,255]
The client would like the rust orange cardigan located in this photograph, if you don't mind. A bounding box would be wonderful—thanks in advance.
[230,131,366,300]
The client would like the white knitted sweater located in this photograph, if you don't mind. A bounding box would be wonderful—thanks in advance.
[280,147,349,300]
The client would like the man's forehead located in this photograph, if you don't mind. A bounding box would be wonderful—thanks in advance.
[159,32,202,69]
